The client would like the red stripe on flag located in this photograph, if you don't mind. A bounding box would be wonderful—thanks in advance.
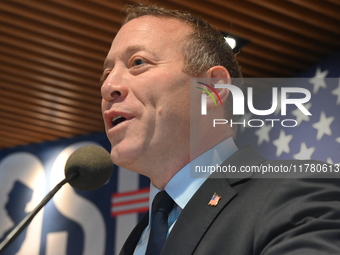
[111,207,149,217]
[111,187,150,217]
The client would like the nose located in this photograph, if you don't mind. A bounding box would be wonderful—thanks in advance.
[101,75,128,102]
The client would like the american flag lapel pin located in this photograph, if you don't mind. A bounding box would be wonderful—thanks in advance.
[208,192,221,206]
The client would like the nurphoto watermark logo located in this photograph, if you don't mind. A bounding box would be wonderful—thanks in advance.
[190,77,340,179]
[195,78,312,128]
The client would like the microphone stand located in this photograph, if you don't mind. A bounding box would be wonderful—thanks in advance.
[0,172,78,253]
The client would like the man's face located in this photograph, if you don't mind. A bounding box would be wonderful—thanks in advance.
[101,16,193,176]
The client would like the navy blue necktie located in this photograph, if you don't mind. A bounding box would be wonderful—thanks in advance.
[146,191,174,255]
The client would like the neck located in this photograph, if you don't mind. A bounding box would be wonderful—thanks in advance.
[150,129,233,190]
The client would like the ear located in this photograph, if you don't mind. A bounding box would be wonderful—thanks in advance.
[203,66,230,107]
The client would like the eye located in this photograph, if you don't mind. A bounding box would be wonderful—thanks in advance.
[131,58,146,67]
[100,70,111,84]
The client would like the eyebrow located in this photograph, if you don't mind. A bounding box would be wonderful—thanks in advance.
[103,57,114,71]
[100,45,157,83]
[102,45,152,69]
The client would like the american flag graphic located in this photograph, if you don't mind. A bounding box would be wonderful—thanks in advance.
[111,187,150,217]
[235,53,340,164]
[208,193,221,206]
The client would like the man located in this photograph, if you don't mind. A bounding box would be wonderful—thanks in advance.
[101,4,340,255]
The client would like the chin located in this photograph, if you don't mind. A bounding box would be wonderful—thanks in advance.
[109,145,142,170]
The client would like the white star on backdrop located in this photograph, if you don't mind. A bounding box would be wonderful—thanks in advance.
[309,67,329,94]
[327,158,333,164]
[255,124,272,145]
[273,130,293,157]
[291,102,312,125]
[293,142,315,160]
[327,157,340,165]
[312,111,334,140]
[331,78,340,105]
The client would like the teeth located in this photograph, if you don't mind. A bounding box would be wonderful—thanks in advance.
[111,115,127,127]
[112,116,123,123]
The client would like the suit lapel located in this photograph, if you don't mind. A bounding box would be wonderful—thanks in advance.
[162,145,266,254]
[221,144,266,185]
[162,177,236,254]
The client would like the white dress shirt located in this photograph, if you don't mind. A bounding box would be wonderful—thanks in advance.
[133,138,238,255]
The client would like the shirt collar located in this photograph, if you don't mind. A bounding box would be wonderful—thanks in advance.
[149,137,238,210]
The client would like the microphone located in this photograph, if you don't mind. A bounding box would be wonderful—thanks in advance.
[0,145,113,252]
[65,145,114,191]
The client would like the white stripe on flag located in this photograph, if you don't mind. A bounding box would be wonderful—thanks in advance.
[112,187,150,216]
[112,190,149,203]
[112,201,149,216]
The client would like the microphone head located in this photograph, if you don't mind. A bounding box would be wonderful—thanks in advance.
[65,145,113,191]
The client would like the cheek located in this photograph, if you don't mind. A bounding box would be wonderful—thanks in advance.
[134,71,190,115]
[158,89,190,123]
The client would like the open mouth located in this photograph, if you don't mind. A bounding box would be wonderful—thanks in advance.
[112,116,127,127]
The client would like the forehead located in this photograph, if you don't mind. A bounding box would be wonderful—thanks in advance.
[109,16,192,53]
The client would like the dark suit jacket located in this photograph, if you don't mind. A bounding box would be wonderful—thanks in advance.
[120,145,340,255]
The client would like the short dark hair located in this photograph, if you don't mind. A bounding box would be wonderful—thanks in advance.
[123,4,242,78]
[123,4,243,126]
